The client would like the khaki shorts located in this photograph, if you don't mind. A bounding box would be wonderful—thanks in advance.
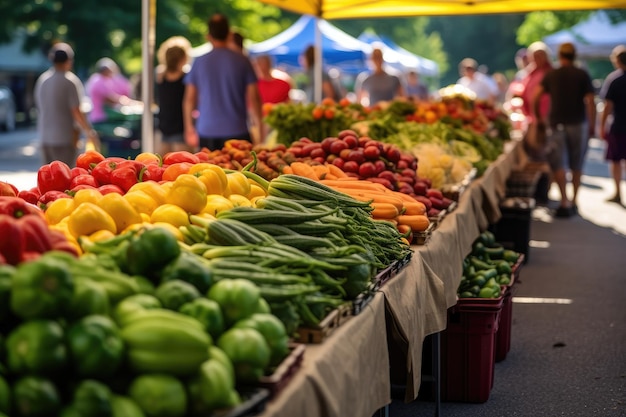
[546,122,589,172]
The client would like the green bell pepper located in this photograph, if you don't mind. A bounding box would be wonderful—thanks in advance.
[12,376,61,417]
[160,251,213,294]
[6,320,67,375]
[72,379,114,417]
[128,374,187,417]
[155,280,201,311]
[0,265,15,325]
[233,313,290,366]
[126,228,181,278]
[217,327,270,384]
[179,298,224,340]
[113,294,161,326]
[187,358,238,414]
[111,395,145,417]
[67,280,110,320]
[67,315,124,378]
[0,375,10,415]
[207,278,261,326]
[10,257,74,319]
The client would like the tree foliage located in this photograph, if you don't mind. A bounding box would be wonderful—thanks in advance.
[516,11,591,46]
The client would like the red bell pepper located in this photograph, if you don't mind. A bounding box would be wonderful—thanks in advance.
[48,229,79,256]
[98,184,124,195]
[0,196,43,218]
[70,174,100,189]
[19,215,53,254]
[37,190,72,211]
[0,181,18,197]
[37,161,72,194]
[70,167,90,178]
[69,184,98,194]
[139,164,165,182]
[18,188,41,205]
[0,214,24,265]
[76,150,106,171]
[163,151,200,165]
[109,160,145,193]
[92,160,118,186]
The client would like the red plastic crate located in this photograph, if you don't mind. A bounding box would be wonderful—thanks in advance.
[440,294,504,403]
[495,288,513,362]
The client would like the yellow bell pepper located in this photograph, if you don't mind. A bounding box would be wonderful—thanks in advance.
[97,192,143,233]
[68,202,117,238]
[202,195,235,217]
[50,218,83,255]
[150,204,190,228]
[45,198,76,225]
[228,194,253,208]
[225,171,251,197]
[194,169,227,196]
[73,188,104,207]
[151,222,185,241]
[88,229,117,242]
[165,174,207,214]
[128,181,167,205]
[189,163,228,189]
[247,183,267,199]
[124,190,159,216]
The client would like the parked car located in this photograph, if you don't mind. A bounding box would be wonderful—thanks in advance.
[0,86,16,131]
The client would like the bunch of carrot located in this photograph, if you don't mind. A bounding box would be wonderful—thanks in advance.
[283,162,430,238]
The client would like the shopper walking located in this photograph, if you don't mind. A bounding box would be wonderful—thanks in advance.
[405,70,429,102]
[155,36,193,154]
[356,48,405,106]
[34,42,99,166]
[599,49,626,205]
[532,42,596,217]
[183,14,264,150]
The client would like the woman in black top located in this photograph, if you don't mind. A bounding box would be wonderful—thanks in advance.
[156,36,192,154]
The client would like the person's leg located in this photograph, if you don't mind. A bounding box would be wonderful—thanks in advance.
[607,160,622,202]
[546,128,570,211]
[565,123,587,206]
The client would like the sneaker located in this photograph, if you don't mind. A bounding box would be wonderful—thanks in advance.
[555,206,572,218]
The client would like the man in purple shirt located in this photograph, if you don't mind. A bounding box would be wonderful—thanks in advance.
[183,14,264,150]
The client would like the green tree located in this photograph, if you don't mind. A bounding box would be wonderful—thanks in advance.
[516,11,591,46]
[427,14,526,85]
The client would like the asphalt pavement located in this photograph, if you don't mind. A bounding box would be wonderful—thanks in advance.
[2,127,625,417]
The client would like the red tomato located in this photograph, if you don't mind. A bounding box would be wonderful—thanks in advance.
[342,135,358,149]
[332,158,345,169]
[343,161,359,173]
[358,162,376,178]
[337,129,357,139]
[310,148,326,160]
[329,140,349,155]
[363,145,381,160]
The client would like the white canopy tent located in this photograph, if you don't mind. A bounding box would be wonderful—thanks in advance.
[543,11,626,59]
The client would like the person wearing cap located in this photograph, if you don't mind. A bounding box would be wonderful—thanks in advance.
[183,13,264,150]
[456,58,498,102]
[532,42,596,217]
[520,42,554,127]
[599,45,626,102]
[599,49,626,205]
[85,57,136,124]
[34,42,99,166]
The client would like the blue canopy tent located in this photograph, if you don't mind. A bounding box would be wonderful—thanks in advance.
[247,15,372,75]
[357,31,439,77]
[543,11,626,59]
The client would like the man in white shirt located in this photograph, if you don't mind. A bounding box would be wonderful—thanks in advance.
[457,58,498,103]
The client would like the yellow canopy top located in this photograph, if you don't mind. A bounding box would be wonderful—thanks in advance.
[258,0,626,19]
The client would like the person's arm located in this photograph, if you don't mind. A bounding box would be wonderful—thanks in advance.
[183,84,199,148]
[70,107,100,149]
[247,83,265,145]
[583,91,596,137]
[321,80,336,101]
[531,84,546,124]
[600,99,613,140]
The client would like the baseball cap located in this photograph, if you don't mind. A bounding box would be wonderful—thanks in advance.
[558,42,576,57]
[49,43,74,63]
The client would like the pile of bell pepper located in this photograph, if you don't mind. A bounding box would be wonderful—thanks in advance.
[0,197,78,265]
[25,150,269,251]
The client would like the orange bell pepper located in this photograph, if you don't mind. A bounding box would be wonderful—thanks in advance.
[162,162,192,182]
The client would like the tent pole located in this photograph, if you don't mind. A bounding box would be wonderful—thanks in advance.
[314,16,322,103]
[141,0,156,153]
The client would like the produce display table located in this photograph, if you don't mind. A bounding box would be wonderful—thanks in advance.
[260,139,523,416]
[260,293,390,417]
